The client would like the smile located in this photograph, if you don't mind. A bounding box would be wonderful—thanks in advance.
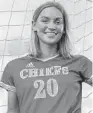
[44,32,58,35]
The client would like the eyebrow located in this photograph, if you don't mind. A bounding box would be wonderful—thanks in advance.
[41,16,49,19]
[41,16,63,20]
[55,18,63,20]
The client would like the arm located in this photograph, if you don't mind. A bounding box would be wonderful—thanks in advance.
[7,91,20,113]
[85,75,93,86]
[80,56,92,86]
[0,61,20,113]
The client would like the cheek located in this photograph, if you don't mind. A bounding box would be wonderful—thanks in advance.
[39,26,47,32]
[57,26,64,33]
[36,23,47,32]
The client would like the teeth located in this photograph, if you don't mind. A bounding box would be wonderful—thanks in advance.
[47,33,55,34]
[45,32,57,35]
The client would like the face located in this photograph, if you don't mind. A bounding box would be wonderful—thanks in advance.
[33,7,64,45]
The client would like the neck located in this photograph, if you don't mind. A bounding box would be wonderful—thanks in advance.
[39,42,58,59]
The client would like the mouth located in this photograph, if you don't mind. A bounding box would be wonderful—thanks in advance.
[44,32,58,36]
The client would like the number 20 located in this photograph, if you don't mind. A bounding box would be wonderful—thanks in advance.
[34,79,58,99]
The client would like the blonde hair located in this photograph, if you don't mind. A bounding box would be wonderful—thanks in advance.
[29,1,72,59]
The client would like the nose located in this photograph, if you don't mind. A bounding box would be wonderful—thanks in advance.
[47,21,56,31]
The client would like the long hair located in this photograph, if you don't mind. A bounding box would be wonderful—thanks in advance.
[29,1,72,59]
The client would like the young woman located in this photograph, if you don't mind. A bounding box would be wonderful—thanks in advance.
[0,1,92,113]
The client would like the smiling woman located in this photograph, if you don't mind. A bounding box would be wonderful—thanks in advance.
[0,1,92,113]
[30,2,71,59]
[33,7,64,44]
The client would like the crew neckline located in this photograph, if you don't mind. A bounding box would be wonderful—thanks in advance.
[28,54,59,62]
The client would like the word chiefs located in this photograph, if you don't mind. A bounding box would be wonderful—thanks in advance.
[20,63,69,79]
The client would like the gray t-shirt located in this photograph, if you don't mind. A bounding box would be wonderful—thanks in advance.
[1,55,92,113]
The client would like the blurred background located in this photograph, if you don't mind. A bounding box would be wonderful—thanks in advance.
[0,0,93,113]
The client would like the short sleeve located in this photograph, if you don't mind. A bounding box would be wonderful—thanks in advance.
[80,56,92,85]
[0,62,16,92]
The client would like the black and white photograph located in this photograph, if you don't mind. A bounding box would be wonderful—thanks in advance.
[0,0,93,113]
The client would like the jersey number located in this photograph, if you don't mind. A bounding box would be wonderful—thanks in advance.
[34,79,58,99]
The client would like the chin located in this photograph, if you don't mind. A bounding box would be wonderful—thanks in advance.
[45,37,61,45]
[43,40,60,45]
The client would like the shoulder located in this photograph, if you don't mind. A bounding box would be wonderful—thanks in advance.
[5,55,30,69]
[72,54,90,60]
[71,54,92,65]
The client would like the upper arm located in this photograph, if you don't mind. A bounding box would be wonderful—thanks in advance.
[80,56,92,86]
[8,91,20,113]
[84,75,93,86]
[0,61,19,112]
[1,61,16,92]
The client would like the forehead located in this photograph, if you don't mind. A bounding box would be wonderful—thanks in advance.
[38,7,63,19]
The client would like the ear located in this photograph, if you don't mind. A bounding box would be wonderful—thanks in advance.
[32,21,37,31]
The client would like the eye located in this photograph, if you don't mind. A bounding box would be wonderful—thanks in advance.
[40,17,49,23]
[41,19,48,22]
[56,21,60,24]
[55,19,63,25]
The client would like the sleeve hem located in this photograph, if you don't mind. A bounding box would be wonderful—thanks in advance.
[84,75,93,86]
[0,82,16,92]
